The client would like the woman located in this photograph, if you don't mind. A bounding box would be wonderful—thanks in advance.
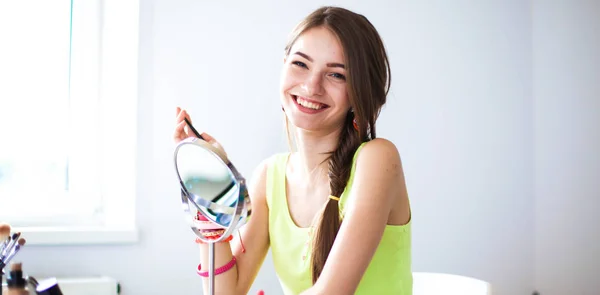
[174,6,412,295]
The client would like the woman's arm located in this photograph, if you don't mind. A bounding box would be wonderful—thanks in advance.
[173,108,270,293]
[197,157,271,295]
[301,138,410,295]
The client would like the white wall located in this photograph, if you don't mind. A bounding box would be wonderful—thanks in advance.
[17,1,552,294]
[533,1,600,295]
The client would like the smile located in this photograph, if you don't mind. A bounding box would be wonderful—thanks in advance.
[292,95,329,113]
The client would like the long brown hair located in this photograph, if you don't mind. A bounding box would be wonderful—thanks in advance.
[283,6,391,283]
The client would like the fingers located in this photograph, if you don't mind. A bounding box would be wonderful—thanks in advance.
[176,107,191,125]
[199,132,225,154]
[174,107,226,157]
[176,106,182,122]
[174,107,196,142]
[199,131,215,143]
[174,120,188,142]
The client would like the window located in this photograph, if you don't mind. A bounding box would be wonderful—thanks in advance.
[0,0,139,245]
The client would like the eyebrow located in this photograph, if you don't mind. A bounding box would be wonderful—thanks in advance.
[293,51,345,69]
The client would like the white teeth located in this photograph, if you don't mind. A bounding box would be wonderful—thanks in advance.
[296,97,323,110]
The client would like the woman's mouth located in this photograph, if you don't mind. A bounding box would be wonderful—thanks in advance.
[292,95,329,113]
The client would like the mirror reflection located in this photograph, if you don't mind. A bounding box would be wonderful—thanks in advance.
[176,141,239,226]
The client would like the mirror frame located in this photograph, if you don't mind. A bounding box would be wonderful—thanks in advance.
[174,137,251,243]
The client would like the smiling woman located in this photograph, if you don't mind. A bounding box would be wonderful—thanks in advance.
[281,27,350,131]
[174,6,411,295]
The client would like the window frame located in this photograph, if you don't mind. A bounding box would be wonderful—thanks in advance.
[7,0,140,246]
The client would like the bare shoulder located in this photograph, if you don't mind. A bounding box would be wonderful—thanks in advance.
[354,138,410,225]
[350,138,408,218]
[357,138,403,175]
[247,154,281,202]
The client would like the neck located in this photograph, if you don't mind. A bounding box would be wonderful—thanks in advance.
[292,127,341,179]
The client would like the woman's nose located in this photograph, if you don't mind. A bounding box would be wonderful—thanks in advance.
[301,72,324,96]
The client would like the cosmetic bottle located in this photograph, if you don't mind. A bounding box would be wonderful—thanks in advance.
[31,277,63,295]
[3,263,28,295]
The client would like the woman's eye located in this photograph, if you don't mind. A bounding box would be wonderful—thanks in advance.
[292,61,307,68]
[330,73,346,80]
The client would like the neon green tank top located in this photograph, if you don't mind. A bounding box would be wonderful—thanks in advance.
[266,143,413,294]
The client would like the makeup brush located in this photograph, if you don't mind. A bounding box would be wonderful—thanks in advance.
[0,235,17,269]
[2,232,20,257]
[0,238,26,269]
[184,117,205,140]
[0,223,11,255]
[0,223,10,238]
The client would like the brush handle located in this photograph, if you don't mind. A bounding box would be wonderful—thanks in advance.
[2,245,20,267]
[1,233,19,260]
[2,234,19,257]
[0,238,9,257]
[184,118,205,140]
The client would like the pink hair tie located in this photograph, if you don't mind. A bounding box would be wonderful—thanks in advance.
[197,256,237,277]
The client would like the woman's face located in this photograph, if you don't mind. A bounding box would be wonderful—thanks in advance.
[280,26,350,133]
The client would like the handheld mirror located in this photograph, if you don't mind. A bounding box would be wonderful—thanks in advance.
[174,130,251,242]
[173,120,251,294]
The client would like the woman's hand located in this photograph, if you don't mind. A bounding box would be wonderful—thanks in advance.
[174,107,227,157]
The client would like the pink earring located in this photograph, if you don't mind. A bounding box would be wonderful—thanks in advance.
[353,118,359,131]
